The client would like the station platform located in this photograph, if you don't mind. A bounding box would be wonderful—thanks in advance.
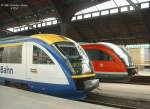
[89,83,150,109]
[138,70,150,76]
[130,70,150,83]
[0,85,116,109]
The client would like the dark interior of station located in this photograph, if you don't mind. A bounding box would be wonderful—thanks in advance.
[0,0,150,44]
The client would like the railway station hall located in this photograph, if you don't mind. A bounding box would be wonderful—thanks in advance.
[0,0,150,109]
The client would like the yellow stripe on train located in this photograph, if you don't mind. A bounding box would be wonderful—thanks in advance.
[0,43,22,47]
[72,73,96,79]
[32,34,69,45]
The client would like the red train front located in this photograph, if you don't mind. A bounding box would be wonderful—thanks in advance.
[81,42,137,80]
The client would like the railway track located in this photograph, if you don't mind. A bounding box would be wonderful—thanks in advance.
[82,92,150,109]
[100,75,150,85]
[82,99,137,109]
[103,81,150,85]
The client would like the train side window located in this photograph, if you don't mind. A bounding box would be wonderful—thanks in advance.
[86,49,112,61]
[0,48,4,63]
[0,46,22,63]
[33,46,54,64]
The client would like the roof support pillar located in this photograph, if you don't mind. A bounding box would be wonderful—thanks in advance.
[126,0,150,34]
[59,14,72,35]
[60,23,68,35]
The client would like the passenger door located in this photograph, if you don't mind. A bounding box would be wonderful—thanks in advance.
[26,42,68,85]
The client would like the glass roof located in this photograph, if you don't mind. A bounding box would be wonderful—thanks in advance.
[75,0,150,15]
[7,0,150,33]
[7,17,58,33]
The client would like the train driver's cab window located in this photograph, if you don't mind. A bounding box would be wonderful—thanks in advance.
[86,49,112,61]
[33,46,54,64]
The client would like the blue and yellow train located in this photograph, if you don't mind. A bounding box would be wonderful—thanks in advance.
[0,34,99,99]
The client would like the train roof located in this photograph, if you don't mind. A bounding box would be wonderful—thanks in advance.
[79,42,97,45]
[0,34,70,44]
[97,42,119,49]
[32,34,69,44]
[80,42,124,56]
[80,42,120,49]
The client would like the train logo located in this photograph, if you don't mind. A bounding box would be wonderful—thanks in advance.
[0,66,13,74]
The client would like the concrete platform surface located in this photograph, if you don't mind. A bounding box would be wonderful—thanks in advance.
[94,83,150,101]
[0,85,116,109]
[138,70,150,76]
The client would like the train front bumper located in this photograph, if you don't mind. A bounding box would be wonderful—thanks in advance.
[83,79,99,91]
[127,66,137,76]
[74,78,99,91]
[72,73,99,90]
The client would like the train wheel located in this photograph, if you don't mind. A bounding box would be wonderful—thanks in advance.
[4,80,29,91]
[20,83,29,91]
[4,80,11,86]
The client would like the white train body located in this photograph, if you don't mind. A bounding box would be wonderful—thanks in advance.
[0,34,99,99]
[0,42,68,84]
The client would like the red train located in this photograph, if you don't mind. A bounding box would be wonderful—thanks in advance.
[81,42,137,80]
